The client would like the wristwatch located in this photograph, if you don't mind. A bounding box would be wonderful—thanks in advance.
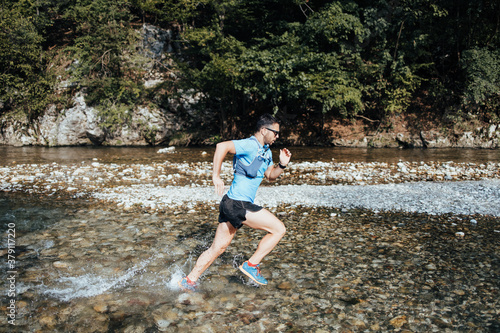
[278,162,287,169]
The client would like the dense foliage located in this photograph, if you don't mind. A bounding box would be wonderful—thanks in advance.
[1,0,498,138]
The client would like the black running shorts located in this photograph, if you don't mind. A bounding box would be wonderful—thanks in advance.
[218,194,263,229]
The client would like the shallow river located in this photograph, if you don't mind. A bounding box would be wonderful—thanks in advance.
[2,146,500,165]
[1,146,499,332]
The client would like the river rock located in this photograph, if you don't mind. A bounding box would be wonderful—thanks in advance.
[396,132,423,148]
[152,305,179,331]
[177,292,204,306]
[355,320,368,329]
[93,303,108,313]
[39,315,57,328]
[70,314,109,333]
[122,325,146,333]
[277,281,293,290]
[425,263,437,270]
[390,315,408,328]
[53,261,69,269]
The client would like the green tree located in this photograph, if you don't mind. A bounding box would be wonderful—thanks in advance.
[175,0,368,137]
[461,48,500,120]
[0,1,54,119]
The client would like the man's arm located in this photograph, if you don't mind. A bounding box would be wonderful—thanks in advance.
[265,148,292,181]
[213,141,236,196]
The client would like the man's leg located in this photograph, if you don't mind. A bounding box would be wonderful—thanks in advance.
[243,209,286,265]
[186,221,237,282]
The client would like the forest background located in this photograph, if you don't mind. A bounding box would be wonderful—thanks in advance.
[1,0,499,146]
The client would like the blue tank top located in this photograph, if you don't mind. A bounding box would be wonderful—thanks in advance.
[226,136,273,203]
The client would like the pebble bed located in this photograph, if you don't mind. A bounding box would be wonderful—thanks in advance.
[1,159,499,214]
[0,158,499,332]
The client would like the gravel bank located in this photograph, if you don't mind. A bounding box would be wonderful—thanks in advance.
[91,179,500,217]
[1,160,499,216]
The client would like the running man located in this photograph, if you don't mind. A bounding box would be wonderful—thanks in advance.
[179,114,291,291]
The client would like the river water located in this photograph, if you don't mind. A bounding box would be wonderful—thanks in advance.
[2,146,500,165]
[1,146,499,332]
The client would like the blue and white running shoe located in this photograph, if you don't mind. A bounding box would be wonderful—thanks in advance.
[239,261,268,285]
[178,277,197,292]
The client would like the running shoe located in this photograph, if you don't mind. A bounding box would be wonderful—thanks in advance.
[178,277,197,292]
[239,261,268,285]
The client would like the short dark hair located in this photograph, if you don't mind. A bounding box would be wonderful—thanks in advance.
[255,114,278,132]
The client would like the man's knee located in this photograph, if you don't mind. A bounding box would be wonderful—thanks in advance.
[275,223,286,238]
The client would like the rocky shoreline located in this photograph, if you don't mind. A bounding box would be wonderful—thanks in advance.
[0,159,499,218]
[1,159,499,206]
[1,158,499,218]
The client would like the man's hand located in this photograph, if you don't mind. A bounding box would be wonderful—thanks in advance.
[266,148,292,181]
[279,148,292,166]
[212,141,235,197]
[213,176,225,197]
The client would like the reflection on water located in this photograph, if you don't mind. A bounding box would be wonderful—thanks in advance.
[1,145,499,165]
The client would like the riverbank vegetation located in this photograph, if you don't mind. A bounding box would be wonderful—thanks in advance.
[1,0,499,140]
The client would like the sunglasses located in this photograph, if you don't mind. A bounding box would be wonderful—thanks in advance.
[266,128,280,136]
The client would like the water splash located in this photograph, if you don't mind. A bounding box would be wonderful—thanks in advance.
[166,266,186,291]
[42,255,155,302]
[40,254,199,301]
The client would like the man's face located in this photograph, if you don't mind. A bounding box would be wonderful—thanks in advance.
[263,123,280,145]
